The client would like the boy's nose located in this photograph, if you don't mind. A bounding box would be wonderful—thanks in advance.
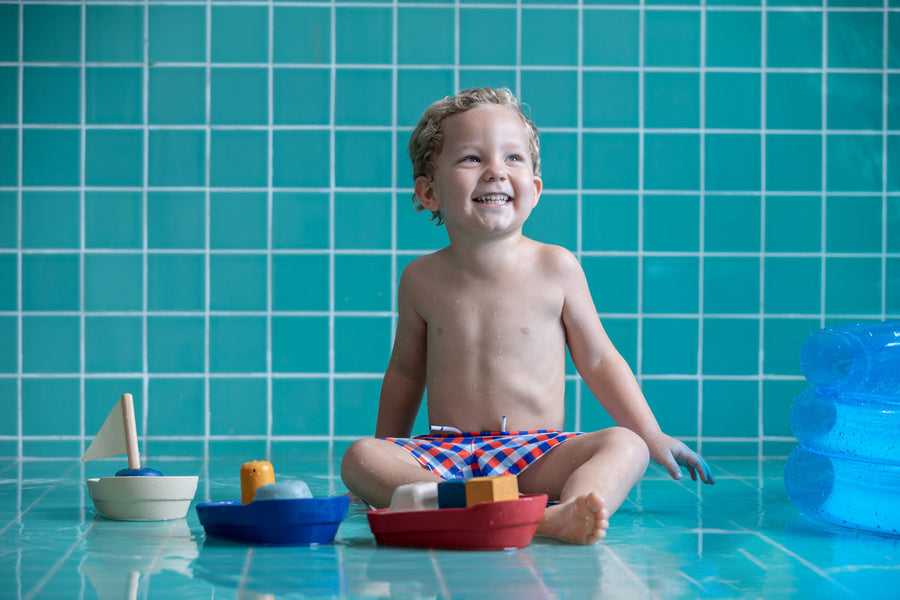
[484,162,507,181]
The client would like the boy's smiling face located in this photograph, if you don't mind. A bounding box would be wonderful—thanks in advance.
[415,104,543,239]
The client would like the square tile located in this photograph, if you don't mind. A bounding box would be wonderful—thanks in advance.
[643,195,700,251]
[706,10,761,68]
[642,318,699,375]
[209,317,267,373]
[22,191,79,249]
[334,316,392,373]
[645,72,700,129]
[23,67,80,124]
[521,71,578,129]
[642,256,700,314]
[398,7,454,65]
[85,316,143,373]
[23,129,80,186]
[148,5,206,63]
[21,379,80,435]
[827,11,882,69]
[210,254,268,311]
[147,317,205,373]
[827,73,882,131]
[704,256,761,314]
[335,69,392,126]
[582,194,639,252]
[86,4,143,62]
[826,196,882,253]
[84,254,143,311]
[272,316,329,373]
[334,193,392,250]
[274,68,330,125]
[22,254,79,311]
[0,192,15,248]
[0,259,15,311]
[147,129,207,187]
[703,379,759,437]
[397,69,455,128]
[272,378,330,436]
[85,192,143,249]
[539,132,578,190]
[704,195,761,253]
[766,73,822,130]
[459,8,517,66]
[210,377,268,435]
[521,7,578,66]
[148,378,205,435]
[22,316,79,374]
[273,130,331,188]
[706,72,760,129]
[334,131,393,188]
[826,135,882,192]
[211,192,268,250]
[210,130,268,187]
[211,6,268,63]
[644,135,700,191]
[763,318,819,376]
[148,192,205,249]
[703,318,760,376]
[86,67,142,125]
[825,257,882,315]
[583,9,640,66]
[211,68,269,125]
[149,67,206,125]
[147,254,206,311]
[764,196,821,253]
[583,133,639,190]
[23,4,80,62]
[336,7,392,65]
[643,379,699,437]
[705,134,761,192]
[766,135,821,192]
[85,129,143,187]
[764,257,821,315]
[273,6,331,64]
[583,256,639,314]
[645,10,700,67]
[0,130,16,186]
[273,192,330,249]
[767,11,822,68]
[272,255,329,311]
[584,71,639,128]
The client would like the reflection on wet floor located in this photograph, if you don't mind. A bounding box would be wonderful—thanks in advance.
[1,456,898,599]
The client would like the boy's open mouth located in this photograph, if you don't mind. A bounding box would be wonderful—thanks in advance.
[473,193,511,205]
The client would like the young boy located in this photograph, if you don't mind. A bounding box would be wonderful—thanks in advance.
[340,87,714,544]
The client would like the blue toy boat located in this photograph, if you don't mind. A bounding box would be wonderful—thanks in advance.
[196,496,350,545]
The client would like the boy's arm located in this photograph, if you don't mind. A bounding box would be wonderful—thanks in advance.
[374,269,427,439]
[556,248,715,484]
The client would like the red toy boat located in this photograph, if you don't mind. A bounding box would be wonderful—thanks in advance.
[367,494,547,551]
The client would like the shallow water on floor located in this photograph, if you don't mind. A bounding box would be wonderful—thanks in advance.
[1,456,898,599]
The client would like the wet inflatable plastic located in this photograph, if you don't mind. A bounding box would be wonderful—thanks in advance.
[785,321,900,536]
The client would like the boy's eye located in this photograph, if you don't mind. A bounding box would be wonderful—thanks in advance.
[507,154,522,162]
[463,155,480,163]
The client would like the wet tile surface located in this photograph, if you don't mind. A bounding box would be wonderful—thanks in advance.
[1,456,898,599]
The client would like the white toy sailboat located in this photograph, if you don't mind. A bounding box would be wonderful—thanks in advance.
[83,393,198,521]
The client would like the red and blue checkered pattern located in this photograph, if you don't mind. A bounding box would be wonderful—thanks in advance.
[384,430,581,480]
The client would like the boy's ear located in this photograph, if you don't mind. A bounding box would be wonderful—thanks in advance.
[531,176,543,208]
[415,176,440,212]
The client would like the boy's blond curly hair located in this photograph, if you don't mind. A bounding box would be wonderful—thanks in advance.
[407,87,541,224]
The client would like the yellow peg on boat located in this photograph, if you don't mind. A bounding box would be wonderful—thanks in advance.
[240,461,275,504]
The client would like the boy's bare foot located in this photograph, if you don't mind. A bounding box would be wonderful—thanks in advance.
[535,492,609,544]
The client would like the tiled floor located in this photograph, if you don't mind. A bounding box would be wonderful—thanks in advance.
[1,455,898,599]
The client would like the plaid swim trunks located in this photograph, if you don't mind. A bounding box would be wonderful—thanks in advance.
[383,430,582,480]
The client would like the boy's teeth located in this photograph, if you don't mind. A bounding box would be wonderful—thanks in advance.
[475,194,509,204]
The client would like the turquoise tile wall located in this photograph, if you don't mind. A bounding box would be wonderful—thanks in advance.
[1,0,898,460]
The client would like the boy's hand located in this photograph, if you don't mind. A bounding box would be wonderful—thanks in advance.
[645,433,715,485]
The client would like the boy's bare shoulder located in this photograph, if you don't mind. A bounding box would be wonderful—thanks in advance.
[531,242,583,277]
